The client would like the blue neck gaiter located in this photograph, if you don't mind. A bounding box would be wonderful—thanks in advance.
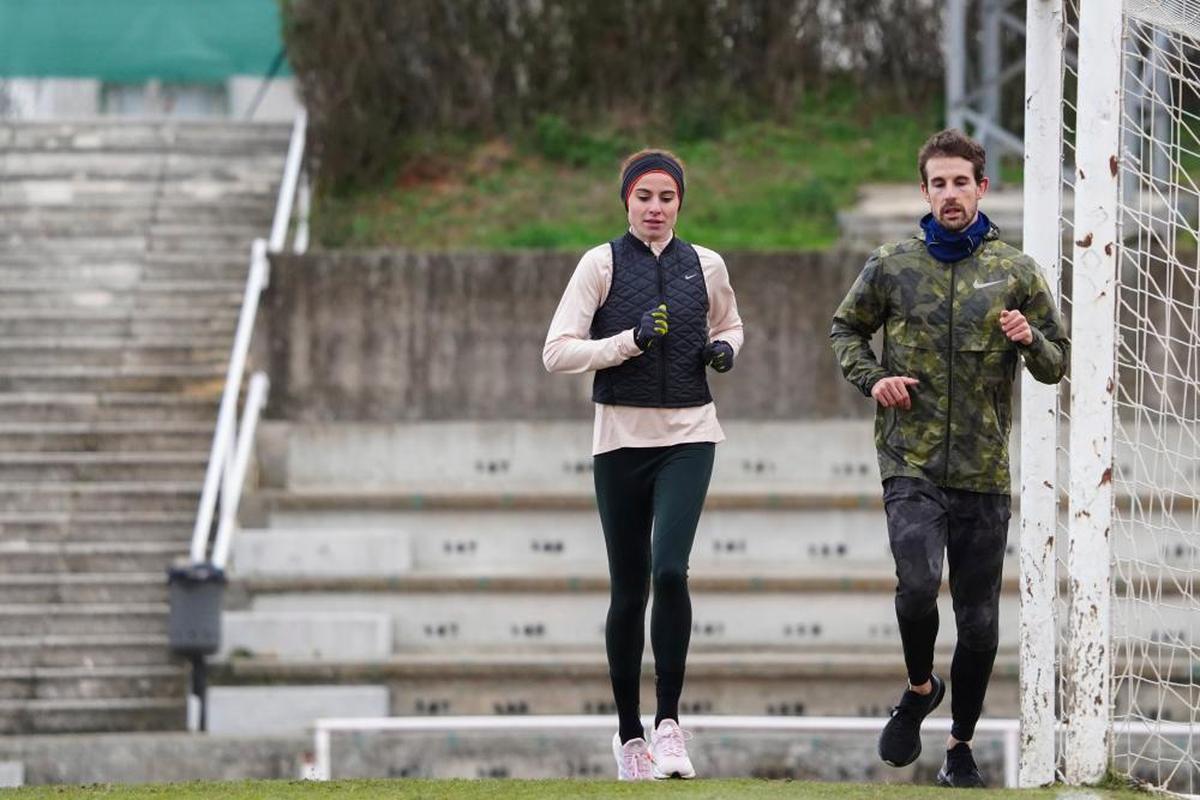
[920,211,993,264]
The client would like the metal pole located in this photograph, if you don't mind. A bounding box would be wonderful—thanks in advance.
[1019,0,1065,787]
[211,373,270,570]
[945,0,968,131]
[189,654,208,733]
[189,239,268,564]
[1150,30,1173,190]
[269,109,308,254]
[982,0,1004,169]
[1066,0,1121,784]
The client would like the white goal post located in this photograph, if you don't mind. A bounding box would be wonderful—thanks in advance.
[1022,0,1200,793]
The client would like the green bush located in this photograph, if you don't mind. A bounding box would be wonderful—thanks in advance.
[280,0,944,192]
[530,115,630,167]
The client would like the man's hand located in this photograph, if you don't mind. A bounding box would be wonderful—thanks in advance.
[871,376,920,410]
[1000,309,1033,346]
[703,340,734,372]
[634,303,669,350]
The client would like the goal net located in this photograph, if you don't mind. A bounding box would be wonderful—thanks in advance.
[1022,0,1200,794]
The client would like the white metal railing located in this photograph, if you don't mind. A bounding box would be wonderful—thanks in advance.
[189,109,309,569]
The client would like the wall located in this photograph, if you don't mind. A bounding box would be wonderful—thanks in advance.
[262,249,877,422]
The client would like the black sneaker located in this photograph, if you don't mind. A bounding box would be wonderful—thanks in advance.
[877,673,945,767]
[936,742,985,788]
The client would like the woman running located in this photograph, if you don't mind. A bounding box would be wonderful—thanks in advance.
[543,148,744,781]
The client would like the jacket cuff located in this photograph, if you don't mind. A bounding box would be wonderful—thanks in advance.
[1017,326,1046,355]
[861,372,888,398]
[620,328,644,358]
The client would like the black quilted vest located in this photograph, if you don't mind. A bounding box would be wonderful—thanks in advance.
[590,232,712,407]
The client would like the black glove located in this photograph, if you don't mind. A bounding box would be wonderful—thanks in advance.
[634,303,669,350]
[703,340,734,372]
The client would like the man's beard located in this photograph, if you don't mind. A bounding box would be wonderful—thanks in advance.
[938,206,972,232]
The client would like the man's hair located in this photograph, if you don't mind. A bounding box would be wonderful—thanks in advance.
[918,129,986,185]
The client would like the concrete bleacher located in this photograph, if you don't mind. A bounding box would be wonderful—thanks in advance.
[215,420,1020,731]
[0,120,289,733]
[218,418,1199,744]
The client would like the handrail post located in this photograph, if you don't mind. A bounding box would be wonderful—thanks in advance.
[188,238,268,564]
[212,372,270,570]
[269,108,308,254]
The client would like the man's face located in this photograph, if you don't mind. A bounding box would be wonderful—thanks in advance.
[921,156,988,232]
[626,171,679,243]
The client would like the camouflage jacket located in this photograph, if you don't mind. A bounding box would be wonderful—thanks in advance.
[830,228,1069,494]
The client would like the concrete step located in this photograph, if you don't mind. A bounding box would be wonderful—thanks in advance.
[0,697,184,734]
[0,452,207,482]
[0,574,169,604]
[0,339,230,369]
[194,719,1012,783]
[0,422,213,451]
[0,511,194,542]
[143,236,260,255]
[228,590,1021,655]
[0,604,168,637]
[0,121,291,152]
[0,215,269,237]
[0,234,263,256]
[0,249,250,269]
[252,488,885,514]
[237,508,971,578]
[0,180,282,208]
[0,283,244,310]
[0,393,219,423]
[0,238,259,260]
[0,365,226,393]
[0,543,184,575]
[234,584,1192,659]
[0,634,173,669]
[0,308,239,338]
[0,262,250,284]
[222,611,392,662]
[206,685,390,736]
[213,652,1021,720]
[0,483,199,514]
[0,203,273,228]
[261,421,880,497]
[0,665,186,701]
[254,502,1200,577]
[2,152,284,182]
[232,572,1021,596]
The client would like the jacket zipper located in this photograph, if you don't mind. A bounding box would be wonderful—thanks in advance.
[657,251,667,403]
[944,262,956,483]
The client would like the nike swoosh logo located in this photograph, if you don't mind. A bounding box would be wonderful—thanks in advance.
[684,273,698,280]
[973,278,1006,289]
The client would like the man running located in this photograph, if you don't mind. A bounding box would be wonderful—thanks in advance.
[830,129,1068,788]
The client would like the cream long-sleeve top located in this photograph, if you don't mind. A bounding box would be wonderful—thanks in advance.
[543,231,745,455]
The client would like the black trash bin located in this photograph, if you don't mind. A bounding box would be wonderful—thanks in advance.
[167,562,226,657]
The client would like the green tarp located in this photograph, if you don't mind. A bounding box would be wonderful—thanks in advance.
[0,0,289,81]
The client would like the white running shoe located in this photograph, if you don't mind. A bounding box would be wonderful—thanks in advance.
[611,733,653,781]
[650,718,696,779]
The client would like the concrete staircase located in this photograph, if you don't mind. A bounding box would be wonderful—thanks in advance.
[0,120,289,733]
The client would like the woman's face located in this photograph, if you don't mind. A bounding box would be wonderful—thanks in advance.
[626,171,680,243]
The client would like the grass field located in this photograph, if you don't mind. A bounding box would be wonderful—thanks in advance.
[312,93,1014,252]
[3,779,1148,799]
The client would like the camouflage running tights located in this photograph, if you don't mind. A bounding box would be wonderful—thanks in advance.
[883,476,1010,742]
